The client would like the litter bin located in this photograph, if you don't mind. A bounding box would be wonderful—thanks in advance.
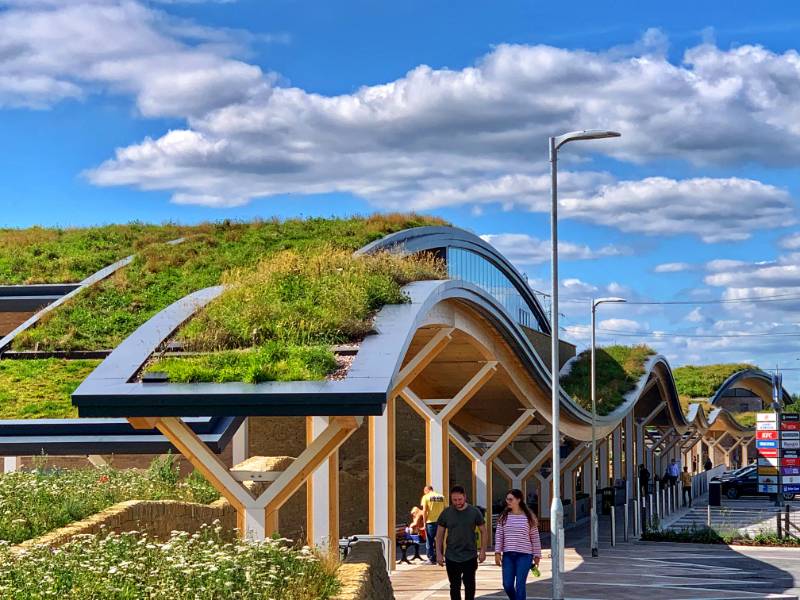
[601,486,615,515]
[708,479,721,506]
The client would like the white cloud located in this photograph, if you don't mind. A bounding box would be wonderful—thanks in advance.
[654,262,692,273]
[560,177,794,243]
[480,233,630,265]
[0,1,270,116]
[1,8,798,242]
[780,232,800,250]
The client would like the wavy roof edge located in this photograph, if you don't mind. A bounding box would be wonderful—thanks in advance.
[0,225,764,454]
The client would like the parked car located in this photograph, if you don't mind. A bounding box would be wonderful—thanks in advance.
[718,465,796,501]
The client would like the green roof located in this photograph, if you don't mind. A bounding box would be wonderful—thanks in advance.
[673,363,756,399]
[560,345,655,416]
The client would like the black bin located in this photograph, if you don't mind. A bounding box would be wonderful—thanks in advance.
[601,486,615,515]
[708,480,721,506]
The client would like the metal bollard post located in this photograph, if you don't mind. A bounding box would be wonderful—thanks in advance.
[785,506,790,537]
[610,506,616,547]
[777,512,783,539]
[624,500,629,542]
[655,482,661,520]
[706,504,711,528]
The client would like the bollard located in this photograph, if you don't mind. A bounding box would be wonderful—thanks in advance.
[624,500,629,542]
[777,512,783,539]
[655,482,661,520]
[785,505,790,537]
[610,506,616,547]
[648,493,653,529]
[706,504,711,528]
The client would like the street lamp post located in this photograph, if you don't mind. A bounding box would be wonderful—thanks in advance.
[549,129,620,600]
[590,297,626,558]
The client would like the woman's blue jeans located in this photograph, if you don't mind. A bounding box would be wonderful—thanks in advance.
[501,551,533,600]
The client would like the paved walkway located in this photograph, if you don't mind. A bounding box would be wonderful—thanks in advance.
[392,542,800,599]
[392,502,800,599]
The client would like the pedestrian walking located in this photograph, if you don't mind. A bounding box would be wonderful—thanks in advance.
[494,488,542,600]
[680,466,692,507]
[638,463,650,498]
[435,485,487,600]
[704,456,712,471]
[667,459,680,487]
[421,484,446,564]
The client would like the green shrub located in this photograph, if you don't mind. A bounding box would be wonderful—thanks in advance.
[0,459,219,543]
[0,523,341,599]
[560,345,655,415]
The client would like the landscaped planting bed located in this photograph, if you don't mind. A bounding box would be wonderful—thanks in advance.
[13,214,446,353]
[642,526,800,547]
[0,455,218,544]
[0,523,341,599]
[560,345,655,415]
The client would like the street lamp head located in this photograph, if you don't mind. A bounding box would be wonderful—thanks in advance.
[594,296,627,307]
[553,129,621,150]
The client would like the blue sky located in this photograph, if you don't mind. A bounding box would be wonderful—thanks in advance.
[3,0,800,389]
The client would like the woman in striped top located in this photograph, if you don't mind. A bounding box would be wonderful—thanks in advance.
[493,488,542,600]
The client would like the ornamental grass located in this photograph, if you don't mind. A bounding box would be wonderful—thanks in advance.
[0,522,341,599]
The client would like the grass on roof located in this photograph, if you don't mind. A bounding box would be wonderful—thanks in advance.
[672,363,755,399]
[560,345,655,416]
[0,223,193,285]
[147,248,445,382]
[12,214,446,352]
[0,358,100,419]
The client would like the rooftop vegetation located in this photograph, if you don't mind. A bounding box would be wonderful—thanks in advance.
[12,214,446,352]
[0,454,218,544]
[0,223,192,285]
[0,524,340,599]
[560,345,655,415]
[0,358,100,419]
[672,363,755,398]
[147,247,444,382]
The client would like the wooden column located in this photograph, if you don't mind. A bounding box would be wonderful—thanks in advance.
[369,396,396,557]
[307,416,339,548]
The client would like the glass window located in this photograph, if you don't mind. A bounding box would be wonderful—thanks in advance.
[445,247,544,332]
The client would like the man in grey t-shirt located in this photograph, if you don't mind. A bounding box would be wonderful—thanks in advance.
[435,485,487,600]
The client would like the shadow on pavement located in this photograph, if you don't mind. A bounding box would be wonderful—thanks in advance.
[479,511,798,600]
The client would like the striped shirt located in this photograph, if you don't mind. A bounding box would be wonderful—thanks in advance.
[494,513,542,557]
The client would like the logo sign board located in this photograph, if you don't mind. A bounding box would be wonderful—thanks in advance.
[782,431,800,440]
[783,449,800,458]
[782,439,800,450]
[758,448,779,457]
[757,440,778,449]
[759,475,779,484]
[757,422,778,431]
[783,457,800,467]
[759,484,778,493]
[782,422,800,431]
[782,413,800,422]
[784,484,800,494]
[759,466,779,475]
[759,457,780,466]
[758,412,778,422]
[782,476,800,485]
[757,430,779,440]
[782,466,800,476]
